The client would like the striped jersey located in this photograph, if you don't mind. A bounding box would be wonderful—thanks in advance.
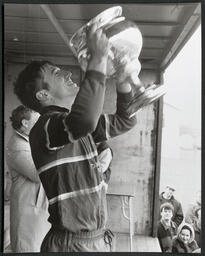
[29,70,137,232]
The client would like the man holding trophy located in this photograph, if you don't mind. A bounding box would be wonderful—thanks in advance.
[13,6,164,252]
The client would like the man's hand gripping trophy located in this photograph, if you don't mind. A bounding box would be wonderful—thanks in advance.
[69,6,166,118]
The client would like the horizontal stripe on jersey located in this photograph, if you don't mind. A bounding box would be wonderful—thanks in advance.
[49,180,106,205]
[38,149,98,174]
[48,184,108,232]
[39,160,102,200]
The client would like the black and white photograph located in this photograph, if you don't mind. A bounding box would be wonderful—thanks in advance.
[3,2,202,253]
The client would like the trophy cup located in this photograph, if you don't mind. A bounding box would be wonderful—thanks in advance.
[69,6,166,117]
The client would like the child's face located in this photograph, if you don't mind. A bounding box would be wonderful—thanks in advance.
[180,229,191,244]
[161,208,173,221]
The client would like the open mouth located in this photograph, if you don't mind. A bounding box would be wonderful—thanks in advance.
[63,73,76,87]
[65,78,78,88]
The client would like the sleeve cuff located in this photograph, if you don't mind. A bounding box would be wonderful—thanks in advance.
[117,91,133,103]
[85,70,106,84]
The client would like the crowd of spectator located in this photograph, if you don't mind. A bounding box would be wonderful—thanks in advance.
[157,185,201,253]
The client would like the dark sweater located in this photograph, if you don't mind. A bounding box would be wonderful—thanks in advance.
[157,220,177,252]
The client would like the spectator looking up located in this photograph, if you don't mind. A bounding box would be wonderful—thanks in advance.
[157,202,177,252]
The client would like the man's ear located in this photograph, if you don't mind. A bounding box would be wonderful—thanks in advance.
[36,89,49,102]
[21,119,29,129]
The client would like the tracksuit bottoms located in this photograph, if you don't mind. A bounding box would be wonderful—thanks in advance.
[41,227,113,252]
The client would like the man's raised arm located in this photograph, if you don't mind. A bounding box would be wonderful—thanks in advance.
[92,80,137,143]
[67,24,110,139]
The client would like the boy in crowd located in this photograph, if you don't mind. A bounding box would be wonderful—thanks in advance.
[157,202,177,252]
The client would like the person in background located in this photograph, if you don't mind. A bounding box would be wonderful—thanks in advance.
[6,105,50,252]
[4,121,12,251]
[185,190,201,247]
[13,24,140,252]
[185,190,201,225]
[172,223,199,253]
[191,207,201,248]
[4,165,12,251]
[96,141,113,192]
[159,185,183,227]
[157,202,177,252]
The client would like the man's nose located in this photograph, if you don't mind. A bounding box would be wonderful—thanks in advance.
[59,69,72,79]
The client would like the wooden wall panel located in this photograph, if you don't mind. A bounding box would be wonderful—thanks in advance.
[104,74,158,235]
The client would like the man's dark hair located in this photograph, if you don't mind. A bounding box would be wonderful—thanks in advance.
[9,105,33,130]
[160,202,174,213]
[13,60,52,112]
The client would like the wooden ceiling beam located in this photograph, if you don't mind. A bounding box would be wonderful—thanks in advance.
[5,29,69,36]
[5,15,179,27]
[5,54,159,71]
[40,4,71,49]
[5,39,164,50]
[6,29,172,43]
